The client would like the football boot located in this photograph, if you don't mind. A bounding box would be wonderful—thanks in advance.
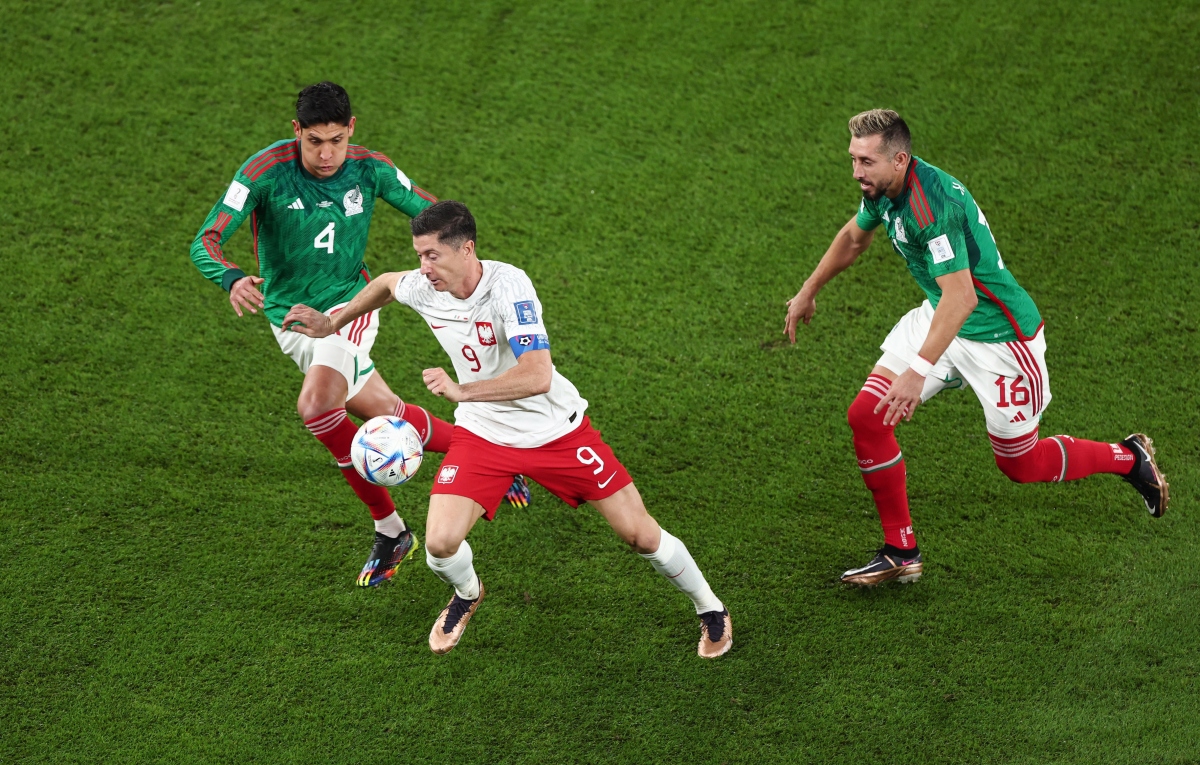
[356,529,419,588]
[698,609,733,658]
[429,579,485,655]
[1120,433,1169,517]
[840,548,923,586]
[505,475,532,508]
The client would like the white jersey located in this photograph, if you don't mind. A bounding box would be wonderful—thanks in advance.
[393,260,588,448]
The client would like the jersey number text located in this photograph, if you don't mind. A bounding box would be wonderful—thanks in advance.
[461,345,481,373]
[315,222,336,254]
[994,374,1031,408]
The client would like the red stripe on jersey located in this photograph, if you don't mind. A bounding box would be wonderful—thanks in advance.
[245,145,294,179]
[360,268,371,283]
[251,210,260,267]
[202,231,235,268]
[972,277,1042,342]
[246,150,298,181]
[201,212,237,268]
[907,162,935,228]
[414,185,437,203]
[246,142,298,178]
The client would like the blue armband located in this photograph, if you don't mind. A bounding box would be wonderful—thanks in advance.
[509,333,550,357]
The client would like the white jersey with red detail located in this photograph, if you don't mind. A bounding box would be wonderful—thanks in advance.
[393,260,588,448]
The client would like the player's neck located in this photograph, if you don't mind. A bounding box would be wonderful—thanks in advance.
[882,158,912,200]
[449,260,485,300]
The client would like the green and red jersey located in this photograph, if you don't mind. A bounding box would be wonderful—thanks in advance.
[190,139,435,326]
[856,157,1042,343]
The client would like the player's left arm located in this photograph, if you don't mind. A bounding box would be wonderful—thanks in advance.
[282,271,410,337]
[424,350,553,403]
[876,209,978,426]
[370,155,438,217]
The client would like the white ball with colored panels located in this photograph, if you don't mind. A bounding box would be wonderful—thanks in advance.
[350,416,424,486]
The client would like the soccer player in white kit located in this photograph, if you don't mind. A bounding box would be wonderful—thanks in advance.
[283,201,732,658]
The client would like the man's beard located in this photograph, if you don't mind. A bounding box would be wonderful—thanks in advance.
[861,186,883,201]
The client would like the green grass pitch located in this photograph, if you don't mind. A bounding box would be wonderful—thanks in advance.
[2,1,1198,762]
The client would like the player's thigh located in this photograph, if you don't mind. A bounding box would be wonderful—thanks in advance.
[346,370,400,421]
[877,303,965,402]
[425,493,488,558]
[588,483,661,554]
[950,331,1051,438]
[296,364,349,419]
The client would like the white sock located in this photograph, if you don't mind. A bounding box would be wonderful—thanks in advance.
[374,512,406,538]
[640,528,723,615]
[426,540,480,600]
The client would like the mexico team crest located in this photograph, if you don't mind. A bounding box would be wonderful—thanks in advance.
[343,185,364,216]
[476,322,497,346]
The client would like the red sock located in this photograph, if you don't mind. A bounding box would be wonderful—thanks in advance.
[394,400,453,453]
[305,408,396,521]
[992,429,1135,483]
[849,375,916,550]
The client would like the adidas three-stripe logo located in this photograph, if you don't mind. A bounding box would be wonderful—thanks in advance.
[288,198,304,210]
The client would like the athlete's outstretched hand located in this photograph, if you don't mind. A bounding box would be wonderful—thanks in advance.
[282,304,333,337]
[230,275,266,317]
[875,369,924,427]
[423,367,463,402]
[784,288,817,343]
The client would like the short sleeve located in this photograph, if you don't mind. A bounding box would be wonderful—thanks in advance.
[392,270,424,307]
[494,271,551,358]
[924,205,970,277]
[855,198,883,231]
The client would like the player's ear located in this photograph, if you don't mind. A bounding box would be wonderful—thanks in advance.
[346,116,355,138]
[292,120,303,139]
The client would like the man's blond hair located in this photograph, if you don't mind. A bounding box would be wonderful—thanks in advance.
[848,109,911,159]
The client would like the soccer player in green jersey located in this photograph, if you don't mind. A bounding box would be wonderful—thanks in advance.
[190,82,529,588]
[784,109,1169,586]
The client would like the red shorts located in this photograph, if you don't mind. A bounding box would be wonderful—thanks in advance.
[430,416,634,519]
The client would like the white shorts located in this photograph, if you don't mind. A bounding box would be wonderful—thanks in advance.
[876,301,1051,439]
[271,302,380,399]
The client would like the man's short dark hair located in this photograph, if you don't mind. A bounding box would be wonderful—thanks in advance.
[848,109,912,159]
[295,82,352,128]
[411,201,477,249]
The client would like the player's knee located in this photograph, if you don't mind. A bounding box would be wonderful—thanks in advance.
[627,530,658,555]
[995,453,1037,483]
[425,532,465,559]
[296,389,338,422]
[847,394,882,435]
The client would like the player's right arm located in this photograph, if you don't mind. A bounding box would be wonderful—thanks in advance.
[784,215,876,343]
[281,271,411,337]
[189,167,265,317]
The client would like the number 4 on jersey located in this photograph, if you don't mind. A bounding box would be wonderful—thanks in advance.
[315,222,336,254]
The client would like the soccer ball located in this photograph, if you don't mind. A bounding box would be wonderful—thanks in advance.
[350,416,424,486]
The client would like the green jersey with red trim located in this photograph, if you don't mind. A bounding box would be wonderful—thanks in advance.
[855,157,1042,343]
[190,139,435,327]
